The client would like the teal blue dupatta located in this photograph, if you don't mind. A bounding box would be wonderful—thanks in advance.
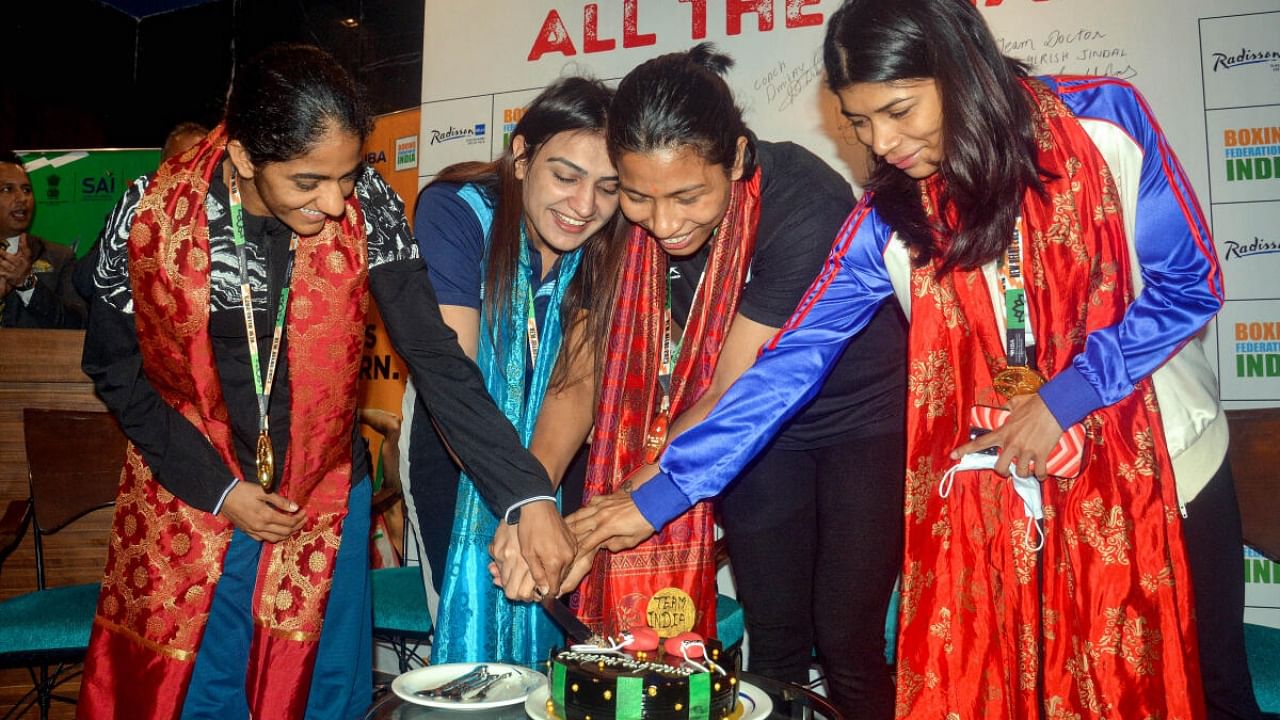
[430,185,580,666]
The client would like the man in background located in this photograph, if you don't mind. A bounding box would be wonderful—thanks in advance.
[160,121,209,161]
[0,149,85,328]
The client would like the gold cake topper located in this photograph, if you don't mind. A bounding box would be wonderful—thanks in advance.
[646,587,696,638]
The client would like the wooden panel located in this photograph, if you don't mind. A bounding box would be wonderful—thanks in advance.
[1225,408,1280,561]
[0,330,110,602]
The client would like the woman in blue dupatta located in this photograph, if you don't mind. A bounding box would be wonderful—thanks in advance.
[400,77,623,666]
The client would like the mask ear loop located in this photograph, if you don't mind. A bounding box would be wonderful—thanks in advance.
[939,463,960,499]
[1024,516,1045,553]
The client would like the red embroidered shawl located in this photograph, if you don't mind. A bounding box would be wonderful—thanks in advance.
[79,126,369,719]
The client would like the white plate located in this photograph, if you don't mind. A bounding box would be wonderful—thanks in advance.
[392,663,548,710]
[523,680,773,719]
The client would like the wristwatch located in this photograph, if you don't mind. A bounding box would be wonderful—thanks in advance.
[16,273,35,291]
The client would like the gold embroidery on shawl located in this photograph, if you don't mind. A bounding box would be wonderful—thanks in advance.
[953,567,981,616]
[257,513,342,634]
[1018,622,1038,690]
[895,664,927,719]
[905,456,938,523]
[1046,696,1083,720]
[1140,564,1175,594]
[1065,636,1106,714]
[1088,260,1119,311]
[1076,497,1133,565]
[1035,161,1091,269]
[914,272,970,331]
[1089,607,1161,676]
[95,617,196,662]
[974,474,1005,546]
[1012,518,1037,585]
[928,607,954,654]
[899,561,936,624]
[1094,164,1121,222]
[931,505,952,551]
[1118,427,1157,483]
[97,451,226,656]
[908,349,956,418]
[1043,607,1060,641]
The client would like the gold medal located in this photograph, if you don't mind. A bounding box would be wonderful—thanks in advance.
[256,430,275,491]
[646,587,696,638]
[993,365,1046,399]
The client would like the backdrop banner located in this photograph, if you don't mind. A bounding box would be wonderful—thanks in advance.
[17,149,160,255]
[359,108,421,568]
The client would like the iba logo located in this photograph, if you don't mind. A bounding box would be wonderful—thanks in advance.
[1234,321,1280,378]
[1222,126,1280,184]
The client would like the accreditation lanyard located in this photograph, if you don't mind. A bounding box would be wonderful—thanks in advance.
[642,262,708,465]
[995,216,1036,368]
[229,170,298,490]
[525,283,540,366]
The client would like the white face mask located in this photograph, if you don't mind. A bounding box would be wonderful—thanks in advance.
[940,451,1045,552]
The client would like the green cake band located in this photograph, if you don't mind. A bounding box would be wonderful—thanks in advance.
[616,675,643,718]
[553,661,567,712]
[688,673,710,720]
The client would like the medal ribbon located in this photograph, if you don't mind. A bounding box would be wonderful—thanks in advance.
[642,263,708,465]
[525,283,540,366]
[996,216,1035,369]
[229,169,297,490]
[657,263,708,413]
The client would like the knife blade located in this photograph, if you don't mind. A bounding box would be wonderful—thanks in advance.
[538,594,597,645]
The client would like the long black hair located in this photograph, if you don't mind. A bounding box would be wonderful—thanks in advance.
[607,42,756,178]
[225,44,372,166]
[431,76,623,389]
[824,0,1043,274]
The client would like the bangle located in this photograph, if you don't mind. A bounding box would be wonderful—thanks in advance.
[504,495,557,525]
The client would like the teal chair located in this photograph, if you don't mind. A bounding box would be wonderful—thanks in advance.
[0,409,126,720]
[715,593,744,650]
[1246,622,1280,715]
[372,565,433,672]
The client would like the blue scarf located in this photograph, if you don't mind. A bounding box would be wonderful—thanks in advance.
[430,184,581,666]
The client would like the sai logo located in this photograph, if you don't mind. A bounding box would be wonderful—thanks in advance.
[79,173,117,199]
[395,135,418,171]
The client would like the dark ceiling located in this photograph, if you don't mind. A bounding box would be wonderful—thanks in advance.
[2,0,424,151]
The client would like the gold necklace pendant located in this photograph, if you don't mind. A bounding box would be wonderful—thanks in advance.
[993,365,1047,399]
[642,411,670,466]
[256,430,275,491]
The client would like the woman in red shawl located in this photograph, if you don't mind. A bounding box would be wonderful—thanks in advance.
[78,44,573,719]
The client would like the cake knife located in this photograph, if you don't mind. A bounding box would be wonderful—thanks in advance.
[538,595,596,644]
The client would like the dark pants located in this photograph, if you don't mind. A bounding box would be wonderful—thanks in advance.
[719,431,904,720]
[1183,459,1264,720]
